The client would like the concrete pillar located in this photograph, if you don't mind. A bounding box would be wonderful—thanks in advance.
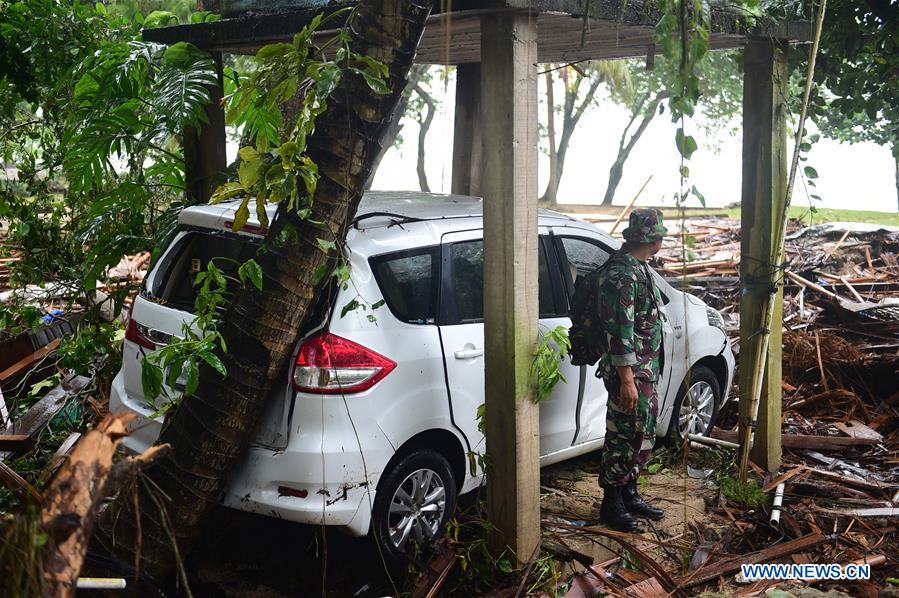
[452,63,482,196]
[183,52,227,205]
[739,37,788,474]
[480,12,541,562]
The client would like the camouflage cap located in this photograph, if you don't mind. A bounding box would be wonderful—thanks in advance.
[622,208,667,243]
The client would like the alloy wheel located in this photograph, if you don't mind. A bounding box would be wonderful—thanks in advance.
[387,468,447,551]
[678,380,715,438]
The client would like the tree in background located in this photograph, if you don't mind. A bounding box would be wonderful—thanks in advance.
[601,50,743,206]
[803,0,899,210]
[541,61,628,206]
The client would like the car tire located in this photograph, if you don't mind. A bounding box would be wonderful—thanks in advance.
[372,449,457,566]
[665,365,721,446]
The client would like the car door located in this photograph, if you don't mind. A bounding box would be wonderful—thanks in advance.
[437,228,580,459]
[551,230,675,445]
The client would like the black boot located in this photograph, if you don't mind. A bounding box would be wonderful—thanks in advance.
[622,480,664,520]
[600,485,640,532]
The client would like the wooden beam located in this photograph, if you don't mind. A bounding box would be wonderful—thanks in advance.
[739,37,788,474]
[0,338,61,383]
[451,63,482,196]
[480,11,541,563]
[183,52,227,205]
[0,434,35,453]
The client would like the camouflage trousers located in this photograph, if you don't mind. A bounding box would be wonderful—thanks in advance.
[599,376,659,487]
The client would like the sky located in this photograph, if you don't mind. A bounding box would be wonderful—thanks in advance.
[368,70,898,214]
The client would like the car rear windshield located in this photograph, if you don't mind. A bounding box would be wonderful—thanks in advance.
[144,229,259,312]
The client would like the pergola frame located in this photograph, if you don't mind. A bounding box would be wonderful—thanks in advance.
[144,0,809,562]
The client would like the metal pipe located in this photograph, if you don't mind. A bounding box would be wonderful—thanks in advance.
[687,433,738,450]
[770,482,786,527]
[76,578,126,590]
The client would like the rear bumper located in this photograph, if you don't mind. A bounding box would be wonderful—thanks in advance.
[109,371,163,454]
[110,373,398,537]
[221,393,397,537]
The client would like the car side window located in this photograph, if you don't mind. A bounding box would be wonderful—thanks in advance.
[558,236,611,292]
[370,248,438,324]
[445,239,556,324]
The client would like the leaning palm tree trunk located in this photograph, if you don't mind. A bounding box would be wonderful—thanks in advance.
[93,0,432,581]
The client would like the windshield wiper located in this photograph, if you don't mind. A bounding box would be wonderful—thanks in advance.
[352,212,425,229]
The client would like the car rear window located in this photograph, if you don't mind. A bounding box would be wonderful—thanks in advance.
[144,229,259,312]
[370,247,438,324]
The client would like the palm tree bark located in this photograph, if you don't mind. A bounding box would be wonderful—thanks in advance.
[601,91,667,206]
[92,0,432,582]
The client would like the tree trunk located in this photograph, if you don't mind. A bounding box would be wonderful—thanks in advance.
[368,64,428,189]
[543,68,558,206]
[414,82,436,192]
[541,70,602,205]
[893,143,899,212]
[601,92,666,206]
[92,0,432,582]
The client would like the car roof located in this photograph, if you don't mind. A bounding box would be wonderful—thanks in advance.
[178,190,578,232]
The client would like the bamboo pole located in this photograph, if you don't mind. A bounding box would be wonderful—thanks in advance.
[609,175,653,234]
[738,0,828,482]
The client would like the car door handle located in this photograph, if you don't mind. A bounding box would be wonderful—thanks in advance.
[454,348,484,360]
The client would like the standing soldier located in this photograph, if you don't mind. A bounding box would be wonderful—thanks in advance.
[597,208,667,531]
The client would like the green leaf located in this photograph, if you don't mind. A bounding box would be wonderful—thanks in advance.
[238,146,263,162]
[498,559,513,573]
[675,128,698,160]
[238,157,264,190]
[372,299,386,310]
[183,361,199,396]
[803,165,819,179]
[238,259,264,290]
[232,199,251,231]
[316,238,336,252]
[341,298,361,318]
[141,359,164,399]
[199,351,227,377]
[690,185,707,207]
[209,181,244,205]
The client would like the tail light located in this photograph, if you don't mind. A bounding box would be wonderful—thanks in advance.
[125,302,156,350]
[292,332,396,394]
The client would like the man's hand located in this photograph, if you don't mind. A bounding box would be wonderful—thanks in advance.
[619,379,639,412]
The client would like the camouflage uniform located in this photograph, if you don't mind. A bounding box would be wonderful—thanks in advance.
[598,209,666,488]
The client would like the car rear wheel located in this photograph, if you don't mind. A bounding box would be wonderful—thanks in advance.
[372,449,457,566]
[666,365,721,445]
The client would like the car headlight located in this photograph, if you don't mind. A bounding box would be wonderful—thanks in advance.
[706,306,725,331]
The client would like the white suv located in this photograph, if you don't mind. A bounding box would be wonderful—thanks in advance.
[110,191,734,562]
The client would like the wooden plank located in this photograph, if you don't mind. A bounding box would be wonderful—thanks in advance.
[711,428,882,450]
[0,337,61,383]
[676,533,826,588]
[0,459,42,504]
[739,37,788,474]
[38,432,82,485]
[0,434,35,453]
[451,62,481,196]
[1,375,90,462]
[480,11,541,564]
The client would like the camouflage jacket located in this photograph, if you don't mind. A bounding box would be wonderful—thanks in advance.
[596,250,664,382]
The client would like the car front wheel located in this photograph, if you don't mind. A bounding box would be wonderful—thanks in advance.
[372,449,457,566]
[666,365,721,445]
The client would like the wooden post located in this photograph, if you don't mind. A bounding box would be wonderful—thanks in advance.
[183,51,227,204]
[451,63,482,196]
[480,13,541,563]
[739,38,788,474]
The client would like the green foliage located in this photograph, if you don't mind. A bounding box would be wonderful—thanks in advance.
[216,9,388,227]
[718,476,767,509]
[530,325,570,404]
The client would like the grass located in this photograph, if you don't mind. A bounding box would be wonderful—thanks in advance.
[722,205,899,227]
